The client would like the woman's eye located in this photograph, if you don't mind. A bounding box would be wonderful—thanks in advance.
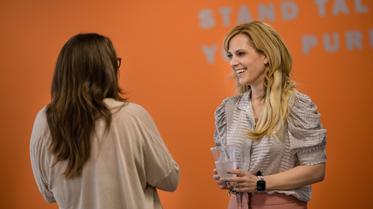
[226,54,232,59]
[237,52,246,56]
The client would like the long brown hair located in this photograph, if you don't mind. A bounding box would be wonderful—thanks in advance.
[224,21,295,139]
[46,33,125,178]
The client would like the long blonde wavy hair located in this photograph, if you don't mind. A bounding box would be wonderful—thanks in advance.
[224,21,296,139]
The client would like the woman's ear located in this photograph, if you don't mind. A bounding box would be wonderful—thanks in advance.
[264,57,268,65]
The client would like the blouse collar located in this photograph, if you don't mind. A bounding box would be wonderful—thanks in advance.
[236,91,251,112]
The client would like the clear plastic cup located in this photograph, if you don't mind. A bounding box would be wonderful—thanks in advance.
[211,145,237,178]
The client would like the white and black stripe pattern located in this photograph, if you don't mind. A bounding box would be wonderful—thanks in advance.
[213,90,327,202]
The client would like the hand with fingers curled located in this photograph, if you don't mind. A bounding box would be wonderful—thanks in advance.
[224,169,258,193]
[212,169,230,190]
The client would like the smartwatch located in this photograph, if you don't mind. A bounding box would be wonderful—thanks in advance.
[256,170,266,191]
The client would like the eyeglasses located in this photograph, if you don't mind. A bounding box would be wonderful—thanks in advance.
[117,57,122,69]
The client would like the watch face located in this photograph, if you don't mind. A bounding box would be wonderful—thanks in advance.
[257,180,266,191]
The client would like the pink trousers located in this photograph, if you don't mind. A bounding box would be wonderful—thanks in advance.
[228,193,307,209]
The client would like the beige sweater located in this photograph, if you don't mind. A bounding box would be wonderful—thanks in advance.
[30,99,179,209]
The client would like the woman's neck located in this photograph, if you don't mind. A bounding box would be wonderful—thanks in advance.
[249,84,265,121]
[250,85,265,103]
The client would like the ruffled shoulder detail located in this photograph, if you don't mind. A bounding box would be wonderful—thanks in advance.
[213,96,239,146]
[287,91,327,151]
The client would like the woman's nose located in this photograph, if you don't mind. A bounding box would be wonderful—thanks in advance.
[229,56,239,67]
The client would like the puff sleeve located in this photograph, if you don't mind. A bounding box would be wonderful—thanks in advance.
[287,92,327,166]
[214,99,227,146]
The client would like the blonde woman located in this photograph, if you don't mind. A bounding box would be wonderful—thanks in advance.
[213,21,326,209]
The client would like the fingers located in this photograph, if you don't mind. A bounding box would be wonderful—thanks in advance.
[212,169,220,181]
[232,187,255,192]
[218,183,228,189]
[227,169,242,174]
[213,169,257,192]
[228,182,256,193]
[212,170,229,190]
[224,176,246,182]
[223,172,257,193]
[234,182,248,188]
[227,169,247,177]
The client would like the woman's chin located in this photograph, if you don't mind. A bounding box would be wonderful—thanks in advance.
[238,79,250,86]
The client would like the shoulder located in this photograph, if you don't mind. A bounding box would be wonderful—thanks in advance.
[214,95,238,121]
[289,90,319,115]
[291,90,314,103]
[214,93,246,127]
[32,106,48,134]
[117,102,156,127]
[222,94,242,105]
[215,94,242,112]
[35,106,47,121]
[102,99,157,130]
[104,98,152,122]
[287,90,324,131]
[121,102,151,119]
[30,106,50,150]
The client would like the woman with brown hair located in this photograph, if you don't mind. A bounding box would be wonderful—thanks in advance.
[30,33,179,209]
[212,21,326,209]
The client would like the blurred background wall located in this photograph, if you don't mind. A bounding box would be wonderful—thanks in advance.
[0,0,372,208]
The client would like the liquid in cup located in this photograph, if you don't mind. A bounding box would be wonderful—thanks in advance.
[211,145,237,178]
[215,160,236,178]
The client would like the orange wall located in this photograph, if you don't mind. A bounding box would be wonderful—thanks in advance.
[1,0,372,208]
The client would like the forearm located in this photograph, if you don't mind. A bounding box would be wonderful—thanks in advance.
[265,163,325,191]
